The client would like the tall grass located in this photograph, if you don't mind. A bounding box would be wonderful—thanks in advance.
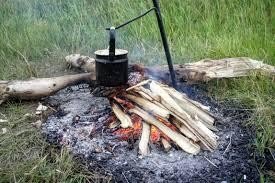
[0,0,274,182]
[0,0,274,79]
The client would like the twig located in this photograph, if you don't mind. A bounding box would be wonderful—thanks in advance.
[204,156,218,168]
[122,172,129,183]
[223,134,232,155]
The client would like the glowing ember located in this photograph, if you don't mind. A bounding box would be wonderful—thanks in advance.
[110,95,180,144]
[150,126,160,142]
[113,114,142,141]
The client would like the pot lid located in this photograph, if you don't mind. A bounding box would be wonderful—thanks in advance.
[95,49,128,56]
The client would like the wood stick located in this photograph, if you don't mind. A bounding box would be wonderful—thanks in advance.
[129,107,200,155]
[125,94,170,118]
[111,103,133,128]
[126,79,150,91]
[161,138,172,151]
[139,122,151,156]
[0,73,95,105]
[171,117,199,142]
[149,81,184,113]
[164,86,215,125]
[148,80,218,151]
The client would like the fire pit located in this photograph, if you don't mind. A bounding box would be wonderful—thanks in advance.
[41,72,258,182]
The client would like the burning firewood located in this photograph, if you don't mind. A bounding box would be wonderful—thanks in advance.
[161,137,172,152]
[125,94,170,119]
[129,106,201,155]
[171,117,199,142]
[139,122,151,156]
[111,103,133,128]
[124,80,218,152]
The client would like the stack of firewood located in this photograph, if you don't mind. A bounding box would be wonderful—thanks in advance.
[110,80,218,155]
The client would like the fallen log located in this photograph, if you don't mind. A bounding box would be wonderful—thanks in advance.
[2,55,273,105]
[66,54,275,82]
[0,73,95,105]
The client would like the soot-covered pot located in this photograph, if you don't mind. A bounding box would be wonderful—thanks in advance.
[95,27,128,87]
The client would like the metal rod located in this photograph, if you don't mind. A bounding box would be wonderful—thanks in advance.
[152,0,177,88]
[106,8,156,30]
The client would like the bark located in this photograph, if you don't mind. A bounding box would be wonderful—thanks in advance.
[0,73,95,105]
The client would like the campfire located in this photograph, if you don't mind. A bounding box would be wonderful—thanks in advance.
[107,79,218,156]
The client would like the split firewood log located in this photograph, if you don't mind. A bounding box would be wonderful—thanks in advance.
[129,106,201,155]
[139,122,151,156]
[125,94,170,119]
[111,103,133,128]
[0,73,95,105]
[139,80,218,151]
[161,138,172,151]
[170,117,199,142]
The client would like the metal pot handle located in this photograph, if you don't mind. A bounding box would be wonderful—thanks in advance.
[109,26,116,61]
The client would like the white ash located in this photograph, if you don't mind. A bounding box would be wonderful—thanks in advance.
[42,84,258,182]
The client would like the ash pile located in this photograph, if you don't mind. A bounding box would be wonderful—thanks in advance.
[42,79,258,182]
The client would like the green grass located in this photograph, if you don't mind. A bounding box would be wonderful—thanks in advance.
[0,0,274,182]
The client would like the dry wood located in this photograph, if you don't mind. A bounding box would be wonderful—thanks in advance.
[129,106,200,155]
[139,122,151,156]
[126,80,150,91]
[65,54,95,73]
[66,54,275,82]
[164,86,214,124]
[126,94,170,118]
[146,57,275,82]
[0,73,95,105]
[111,103,133,128]
[161,138,172,151]
[149,81,218,151]
[171,117,199,142]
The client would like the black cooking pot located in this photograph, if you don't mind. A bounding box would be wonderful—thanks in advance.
[95,27,128,87]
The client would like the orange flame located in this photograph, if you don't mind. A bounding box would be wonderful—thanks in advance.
[113,114,142,141]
